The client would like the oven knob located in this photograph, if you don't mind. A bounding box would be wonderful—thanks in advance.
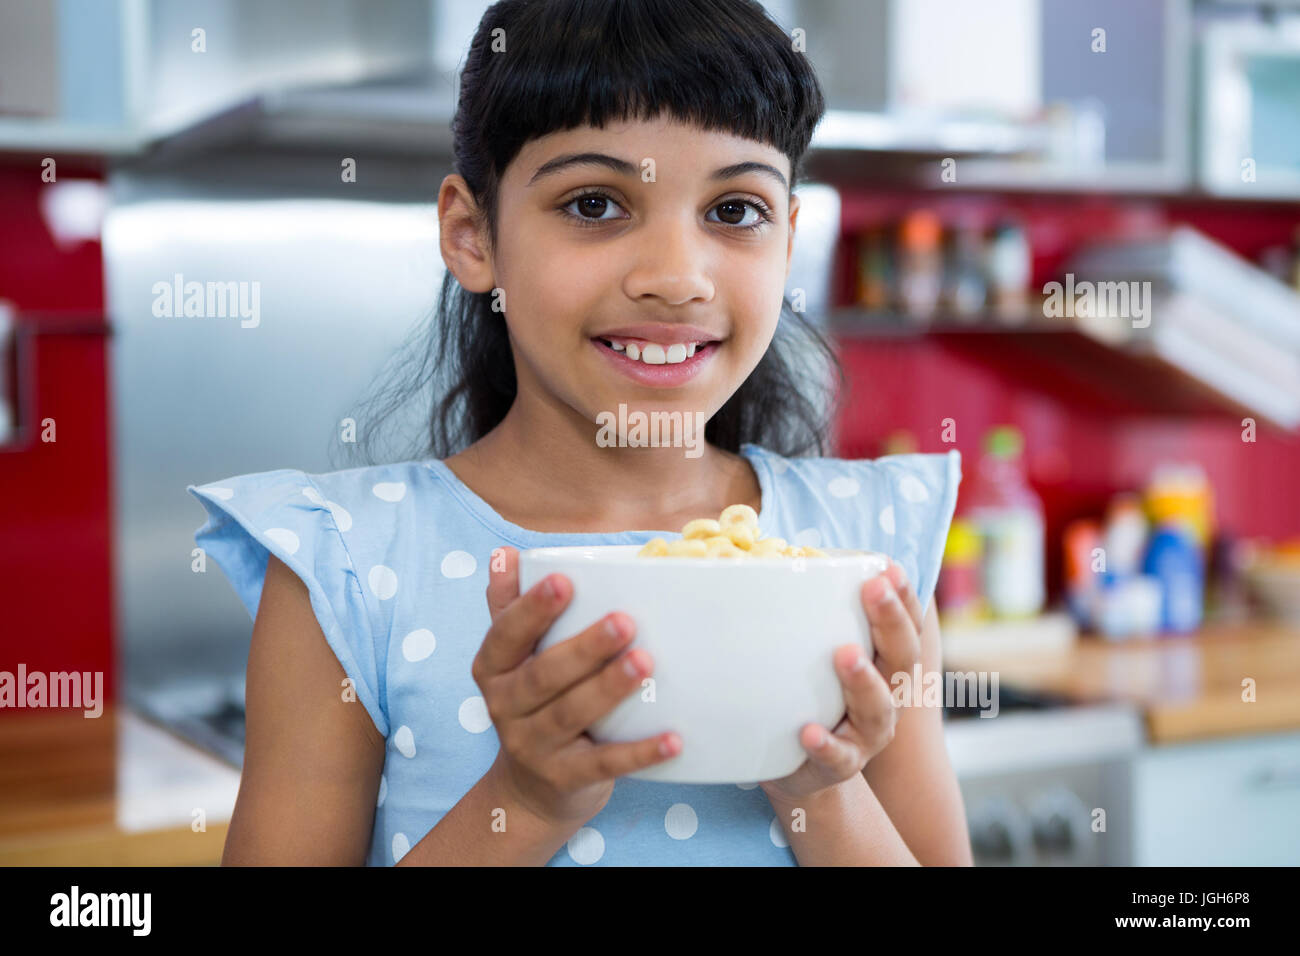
[1029,787,1088,854]
[968,797,1031,863]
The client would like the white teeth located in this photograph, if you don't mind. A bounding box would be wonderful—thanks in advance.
[605,337,712,365]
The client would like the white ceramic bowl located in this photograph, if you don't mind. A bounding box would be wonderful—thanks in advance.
[518,544,891,784]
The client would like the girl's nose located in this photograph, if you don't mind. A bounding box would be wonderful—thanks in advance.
[621,218,716,306]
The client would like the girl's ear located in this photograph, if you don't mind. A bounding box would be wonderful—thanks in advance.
[438,174,496,293]
[785,192,801,282]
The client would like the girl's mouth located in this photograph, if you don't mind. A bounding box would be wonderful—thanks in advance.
[591,336,721,387]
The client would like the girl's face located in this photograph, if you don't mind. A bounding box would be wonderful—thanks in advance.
[450,113,799,442]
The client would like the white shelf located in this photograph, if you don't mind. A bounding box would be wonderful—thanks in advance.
[810,108,1051,156]
[0,118,144,157]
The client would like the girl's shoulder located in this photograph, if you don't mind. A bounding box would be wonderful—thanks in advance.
[744,444,963,615]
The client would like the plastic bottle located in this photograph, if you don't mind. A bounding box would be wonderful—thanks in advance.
[1102,493,1148,577]
[984,220,1032,324]
[943,220,987,319]
[938,518,985,622]
[1142,522,1205,634]
[856,226,893,312]
[1062,517,1101,629]
[896,210,944,323]
[1145,464,1213,551]
[964,425,1045,618]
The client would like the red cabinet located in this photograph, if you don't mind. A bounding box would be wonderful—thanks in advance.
[0,159,115,710]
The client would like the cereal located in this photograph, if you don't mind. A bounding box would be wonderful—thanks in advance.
[723,523,755,549]
[666,538,708,557]
[639,537,669,557]
[704,536,744,558]
[718,503,759,531]
[637,506,829,559]
[749,537,787,557]
[681,518,722,540]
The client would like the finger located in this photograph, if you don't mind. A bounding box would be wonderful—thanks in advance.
[485,546,520,623]
[885,560,925,633]
[796,722,863,779]
[530,645,655,750]
[833,644,897,754]
[861,573,921,678]
[473,571,572,681]
[495,611,636,719]
[551,731,682,790]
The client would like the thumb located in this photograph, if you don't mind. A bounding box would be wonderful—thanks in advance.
[485,546,519,623]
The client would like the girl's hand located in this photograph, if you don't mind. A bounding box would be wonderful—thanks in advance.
[474,546,682,831]
[759,560,925,805]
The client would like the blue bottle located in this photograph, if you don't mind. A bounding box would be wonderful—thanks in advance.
[1142,523,1204,634]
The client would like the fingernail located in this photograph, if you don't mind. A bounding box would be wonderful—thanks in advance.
[659,733,679,757]
[850,650,867,673]
[866,576,890,605]
[543,576,557,600]
[604,616,625,643]
[811,726,827,747]
[623,651,644,679]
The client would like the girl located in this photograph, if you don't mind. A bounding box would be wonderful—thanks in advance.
[189,0,971,866]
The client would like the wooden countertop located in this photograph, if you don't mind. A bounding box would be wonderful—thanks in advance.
[0,704,238,865]
[943,617,1300,745]
[4,620,1296,862]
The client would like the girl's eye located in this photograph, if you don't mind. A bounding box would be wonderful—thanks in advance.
[559,191,774,232]
[564,192,626,224]
[708,199,771,230]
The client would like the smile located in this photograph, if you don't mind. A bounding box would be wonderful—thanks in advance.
[591,336,721,387]
[595,335,717,365]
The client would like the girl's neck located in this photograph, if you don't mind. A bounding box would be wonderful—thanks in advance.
[442,404,762,534]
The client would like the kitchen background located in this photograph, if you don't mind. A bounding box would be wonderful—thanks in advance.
[1,0,1298,866]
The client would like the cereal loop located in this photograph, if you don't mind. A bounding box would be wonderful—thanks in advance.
[637,505,828,559]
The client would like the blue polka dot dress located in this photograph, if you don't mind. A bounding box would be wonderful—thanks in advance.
[188,443,961,865]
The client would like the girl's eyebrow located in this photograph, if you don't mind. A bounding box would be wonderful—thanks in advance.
[528,152,788,191]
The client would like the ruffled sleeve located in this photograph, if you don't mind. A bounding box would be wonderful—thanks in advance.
[848,449,963,617]
[187,469,389,737]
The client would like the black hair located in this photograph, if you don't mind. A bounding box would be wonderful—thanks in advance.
[340,0,844,469]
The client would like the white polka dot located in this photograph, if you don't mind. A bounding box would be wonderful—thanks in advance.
[205,486,234,501]
[458,696,492,733]
[372,481,406,503]
[769,457,789,474]
[368,565,398,600]
[899,474,930,503]
[769,817,790,848]
[377,775,387,807]
[879,505,896,535]
[301,486,325,506]
[326,500,352,532]
[401,628,437,662]
[828,475,860,498]
[567,827,605,865]
[392,832,410,862]
[264,528,300,555]
[664,803,699,840]
[441,550,477,579]
[736,781,759,790]
[793,527,822,548]
[393,725,416,758]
